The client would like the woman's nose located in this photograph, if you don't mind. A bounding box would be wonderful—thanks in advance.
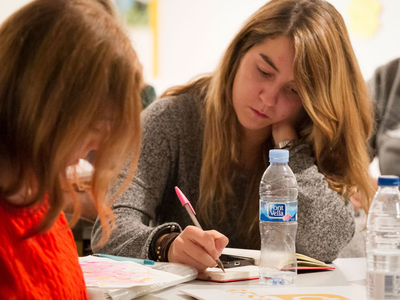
[259,85,280,107]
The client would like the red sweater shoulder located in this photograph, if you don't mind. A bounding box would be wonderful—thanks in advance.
[0,196,88,299]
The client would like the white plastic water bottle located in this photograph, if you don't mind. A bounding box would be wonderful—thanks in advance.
[367,175,400,300]
[259,149,298,285]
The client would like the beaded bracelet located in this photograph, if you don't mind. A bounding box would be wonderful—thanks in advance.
[156,232,180,262]
[149,224,180,261]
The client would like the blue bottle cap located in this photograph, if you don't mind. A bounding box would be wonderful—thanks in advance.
[269,149,289,163]
[377,176,400,187]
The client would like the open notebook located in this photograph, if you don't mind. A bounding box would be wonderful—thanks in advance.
[197,249,334,282]
[296,253,335,271]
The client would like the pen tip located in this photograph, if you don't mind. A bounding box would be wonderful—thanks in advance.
[217,259,225,273]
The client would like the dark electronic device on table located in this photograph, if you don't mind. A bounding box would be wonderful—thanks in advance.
[219,254,255,269]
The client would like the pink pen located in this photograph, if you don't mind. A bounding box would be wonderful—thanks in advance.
[175,186,225,273]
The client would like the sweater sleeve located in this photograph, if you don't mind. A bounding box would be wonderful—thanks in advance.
[289,144,355,263]
[91,98,182,259]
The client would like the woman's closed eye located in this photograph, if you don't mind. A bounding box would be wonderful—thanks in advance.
[286,85,298,95]
[257,66,272,78]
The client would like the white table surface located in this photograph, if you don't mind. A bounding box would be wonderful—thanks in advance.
[137,250,367,300]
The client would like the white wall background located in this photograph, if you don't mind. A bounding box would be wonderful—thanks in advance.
[0,0,31,24]
[153,0,270,93]
[2,0,400,95]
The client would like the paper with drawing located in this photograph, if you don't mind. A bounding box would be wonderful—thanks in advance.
[79,256,183,288]
[180,286,366,300]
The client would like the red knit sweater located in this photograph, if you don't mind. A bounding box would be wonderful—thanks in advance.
[0,195,88,299]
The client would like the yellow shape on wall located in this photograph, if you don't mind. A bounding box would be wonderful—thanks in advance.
[347,0,381,38]
[149,0,158,77]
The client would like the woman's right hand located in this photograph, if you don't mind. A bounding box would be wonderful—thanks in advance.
[168,226,229,273]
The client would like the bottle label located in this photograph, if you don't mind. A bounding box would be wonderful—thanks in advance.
[367,271,400,298]
[260,201,297,222]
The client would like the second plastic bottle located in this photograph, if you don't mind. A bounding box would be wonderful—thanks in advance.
[259,149,298,285]
[367,175,400,299]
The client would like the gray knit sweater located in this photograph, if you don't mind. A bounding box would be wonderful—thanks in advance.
[91,93,355,263]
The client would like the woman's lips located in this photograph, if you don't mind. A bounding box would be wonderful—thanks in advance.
[251,108,268,118]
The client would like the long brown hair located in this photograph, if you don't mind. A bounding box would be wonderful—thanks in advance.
[163,0,375,247]
[0,0,143,245]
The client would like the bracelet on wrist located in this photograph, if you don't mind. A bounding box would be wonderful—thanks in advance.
[149,224,180,261]
[275,139,297,150]
[156,232,180,262]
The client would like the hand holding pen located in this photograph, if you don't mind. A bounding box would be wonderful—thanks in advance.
[168,186,228,273]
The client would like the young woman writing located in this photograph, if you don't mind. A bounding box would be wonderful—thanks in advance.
[0,0,142,298]
[92,0,375,272]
